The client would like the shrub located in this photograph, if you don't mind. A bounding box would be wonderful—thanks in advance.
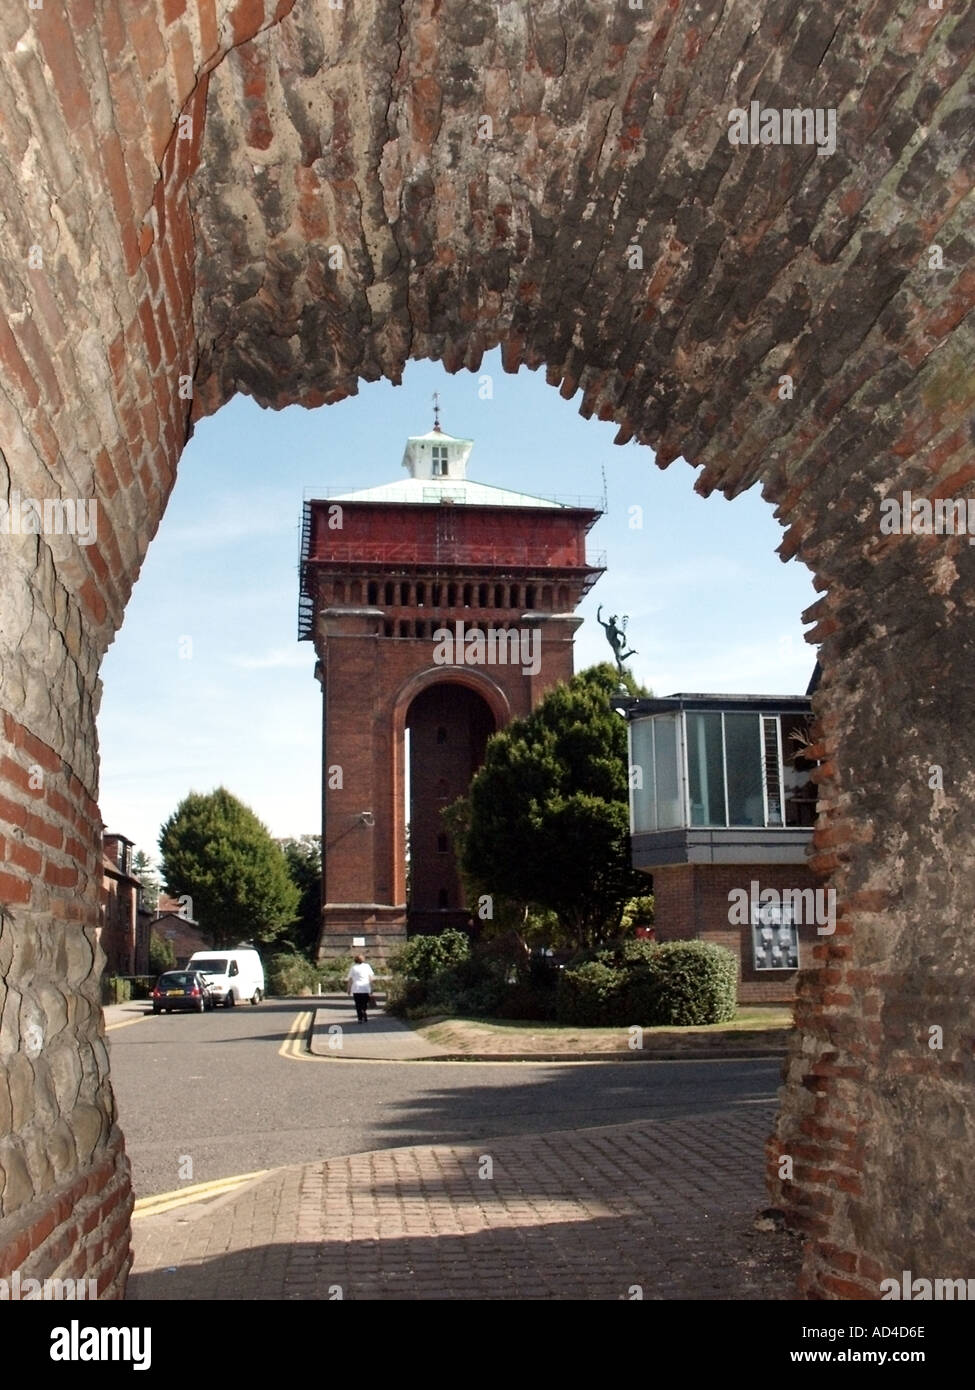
[625,940,737,1027]
[318,956,354,991]
[556,961,626,1026]
[555,940,738,1027]
[266,952,319,997]
[387,929,471,984]
[495,981,558,1021]
[102,975,131,1005]
[148,932,175,975]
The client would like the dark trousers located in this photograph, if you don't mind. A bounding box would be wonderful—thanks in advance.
[352,991,370,1021]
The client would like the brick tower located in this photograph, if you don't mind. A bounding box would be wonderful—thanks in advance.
[299,419,603,961]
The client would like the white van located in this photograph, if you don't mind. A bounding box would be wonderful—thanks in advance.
[188,949,265,1007]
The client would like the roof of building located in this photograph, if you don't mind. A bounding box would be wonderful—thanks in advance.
[330,427,568,509]
[329,476,567,508]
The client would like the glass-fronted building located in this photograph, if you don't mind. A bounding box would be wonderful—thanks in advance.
[624,693,817,868]
[618,692,821,1003]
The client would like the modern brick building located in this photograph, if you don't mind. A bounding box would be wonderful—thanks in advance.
[621,691,820,1003]
[299,422,603,960]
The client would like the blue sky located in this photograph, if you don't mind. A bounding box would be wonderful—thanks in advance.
[97,349,818,861]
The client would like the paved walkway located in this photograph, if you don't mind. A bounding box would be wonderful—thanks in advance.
[309,994,453,1060]
[127,1109,802,1301]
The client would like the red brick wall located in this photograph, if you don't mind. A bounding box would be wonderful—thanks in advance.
[654,862,822,1004]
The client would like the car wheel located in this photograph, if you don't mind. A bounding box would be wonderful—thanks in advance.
[195,998,205,1013]
[251,989,262,1005]
[152,1006,160,1015]
[225,992,235,1008]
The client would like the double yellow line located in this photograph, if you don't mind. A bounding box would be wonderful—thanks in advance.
[132,1170,268,1218]
[278,1010,317,1062]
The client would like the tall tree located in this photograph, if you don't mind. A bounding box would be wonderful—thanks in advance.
[133,849,160,913]
[159,788,300,949]
[451,664,649,950]
[277,835,323,959]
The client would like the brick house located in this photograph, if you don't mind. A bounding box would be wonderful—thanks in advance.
[620,689,820,1003]
[140,893,208,968]
[100,833,148,976]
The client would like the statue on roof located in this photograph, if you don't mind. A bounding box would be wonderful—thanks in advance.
[597,606,637,676]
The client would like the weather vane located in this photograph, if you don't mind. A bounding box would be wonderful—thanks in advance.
[597,606,637,678]
[432,391,441,432]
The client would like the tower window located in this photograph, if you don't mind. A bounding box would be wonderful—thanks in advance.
[432,444,449,476]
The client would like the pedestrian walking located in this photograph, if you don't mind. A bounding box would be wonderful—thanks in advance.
[346,954,375,1024]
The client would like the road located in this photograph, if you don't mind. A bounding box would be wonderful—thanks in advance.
[108,998,785,1199]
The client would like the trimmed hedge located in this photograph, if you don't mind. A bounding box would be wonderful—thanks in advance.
[556,940,738,1027]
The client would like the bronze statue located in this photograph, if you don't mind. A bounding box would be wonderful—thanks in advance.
[597,606,637,676]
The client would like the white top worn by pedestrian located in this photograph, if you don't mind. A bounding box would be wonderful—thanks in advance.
[347,960,375,993]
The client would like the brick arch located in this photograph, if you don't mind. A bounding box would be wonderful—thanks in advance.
[0,0,972,1298]
[390,666,511,908]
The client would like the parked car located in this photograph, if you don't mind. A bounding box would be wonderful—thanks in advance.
[151,970,216,1014]
[187,949,265,1007]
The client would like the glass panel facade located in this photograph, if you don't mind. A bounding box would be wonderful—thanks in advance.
[686,713,727,826]
[629,718,656,832]
[724,713,764,825]
[653,715,682,829]
[628,708,809,834]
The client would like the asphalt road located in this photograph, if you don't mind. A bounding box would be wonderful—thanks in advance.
[108,998,785,1199]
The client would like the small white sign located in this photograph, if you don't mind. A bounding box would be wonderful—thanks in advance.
[352,937,365,947]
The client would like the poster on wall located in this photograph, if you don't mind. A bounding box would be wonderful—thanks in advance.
[751,902,800,971]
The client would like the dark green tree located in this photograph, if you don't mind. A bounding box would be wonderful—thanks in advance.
[277,835,323,959]
[159,788,300,949]
[451,664,649,950]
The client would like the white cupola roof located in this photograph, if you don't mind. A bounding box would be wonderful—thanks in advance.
[330,421,566,510]
[401,427,473,481]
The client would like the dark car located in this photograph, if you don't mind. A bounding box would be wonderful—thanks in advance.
[151,970,215,1014]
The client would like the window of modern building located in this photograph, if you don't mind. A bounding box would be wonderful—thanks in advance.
[629,709,814,832]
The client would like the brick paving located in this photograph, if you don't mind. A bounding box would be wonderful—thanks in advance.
[128,1108,802,1300]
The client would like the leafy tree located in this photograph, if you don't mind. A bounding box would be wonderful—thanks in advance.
[133,849,160,913]
[159,788,300,949]
[277,835,323,959]
[148,931,175,975]
[450,664,649,950]
[621,894,655,931]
